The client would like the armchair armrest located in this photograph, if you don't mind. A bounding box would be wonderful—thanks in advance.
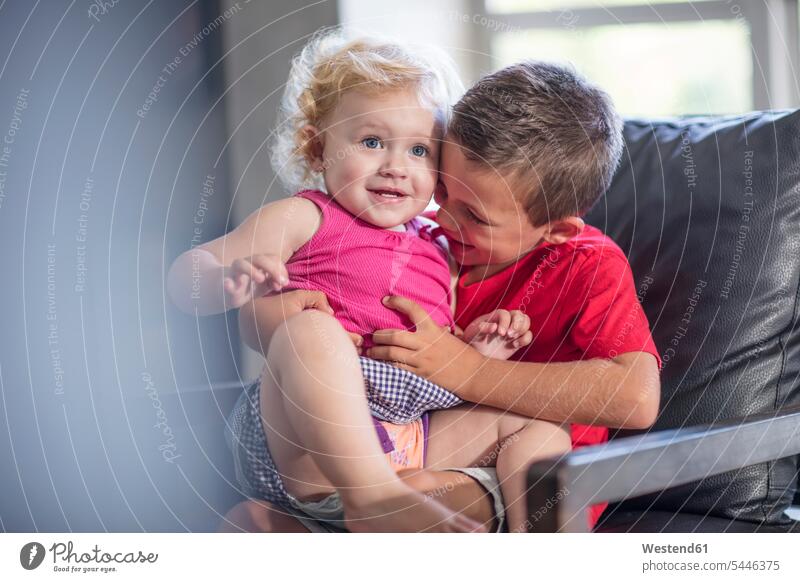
[526,404,800,532]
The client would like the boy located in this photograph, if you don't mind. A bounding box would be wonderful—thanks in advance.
[225,61,660,532]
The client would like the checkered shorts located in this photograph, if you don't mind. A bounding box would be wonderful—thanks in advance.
[225,357,462,507]
[360,357,462,423]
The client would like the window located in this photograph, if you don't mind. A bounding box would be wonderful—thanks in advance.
[476,0,800,115]
[488,0,718,11]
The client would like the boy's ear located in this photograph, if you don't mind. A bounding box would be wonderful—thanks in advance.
[541,216,585,245]
[300,124,324,172]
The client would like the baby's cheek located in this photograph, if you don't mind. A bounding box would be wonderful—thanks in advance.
[414,172,438,200]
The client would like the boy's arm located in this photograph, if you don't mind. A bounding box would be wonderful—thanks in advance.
[167,197,320,316]
[368,296,660,430]
[458,349,660,430]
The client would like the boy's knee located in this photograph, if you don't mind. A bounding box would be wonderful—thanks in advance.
[526,420,572,452]
[498,413,534,440]
[501,418,572,457]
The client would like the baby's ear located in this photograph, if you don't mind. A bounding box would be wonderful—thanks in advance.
[542,216,585,245]
[300,125,324,171]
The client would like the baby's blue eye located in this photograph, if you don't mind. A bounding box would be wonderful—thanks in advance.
[411,145,428,157]
[362,137,381,149]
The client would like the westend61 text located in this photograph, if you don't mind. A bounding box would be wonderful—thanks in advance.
[642,543,708,554]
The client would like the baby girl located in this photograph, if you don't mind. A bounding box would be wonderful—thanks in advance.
[168,31,570,532]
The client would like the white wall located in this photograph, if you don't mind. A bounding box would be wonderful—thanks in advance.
[220,0,339,380]
[339,0,484,84]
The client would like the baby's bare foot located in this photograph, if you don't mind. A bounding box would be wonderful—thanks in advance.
[343,485,485,533]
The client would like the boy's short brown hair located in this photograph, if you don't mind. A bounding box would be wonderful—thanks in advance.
[449,61,623,226]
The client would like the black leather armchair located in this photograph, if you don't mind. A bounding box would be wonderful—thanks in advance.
[526,110,800,532]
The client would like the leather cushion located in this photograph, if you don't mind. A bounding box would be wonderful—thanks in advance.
[595,510,800,533]
[585,111,800,525]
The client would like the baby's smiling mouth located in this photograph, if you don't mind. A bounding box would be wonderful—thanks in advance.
[367,187,409,201]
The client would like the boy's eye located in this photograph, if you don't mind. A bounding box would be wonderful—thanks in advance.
[361,137,382,149]
[467,209,489,226]
[410,145,428,157]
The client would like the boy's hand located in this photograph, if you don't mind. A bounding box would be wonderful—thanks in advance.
[367,296,483,393]
[223,254,288,309]
[463,309,532,360]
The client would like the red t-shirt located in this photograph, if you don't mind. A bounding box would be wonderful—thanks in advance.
[453,225,660,529]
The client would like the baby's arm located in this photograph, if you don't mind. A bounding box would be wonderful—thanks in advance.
[464,310,533,361]
[441,236,530,360]
[167,196,321,316]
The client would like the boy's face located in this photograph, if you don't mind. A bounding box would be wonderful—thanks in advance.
[435,140,550,269]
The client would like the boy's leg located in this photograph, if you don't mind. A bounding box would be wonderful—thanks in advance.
[424,405,529,469]
[219,500,309,532]
[396,468,498,531]
[422,404,570,532]
[419,405,530,531]
[495,420,571,532]
[259,309,483,532]
[218,477,496,533]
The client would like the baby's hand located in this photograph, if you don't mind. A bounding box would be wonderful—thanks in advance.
[223,254,288,309]
[463,309,532,360]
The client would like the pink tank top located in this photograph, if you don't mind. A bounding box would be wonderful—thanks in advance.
[282,189,454,347]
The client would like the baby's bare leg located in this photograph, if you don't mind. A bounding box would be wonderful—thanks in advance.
[262,310,392,500]
[261,310,482,532]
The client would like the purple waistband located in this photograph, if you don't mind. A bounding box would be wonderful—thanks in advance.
[372,416,394,453]
[372,413,430,455]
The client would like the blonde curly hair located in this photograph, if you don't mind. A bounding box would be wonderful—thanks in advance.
[271,28,464,192]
